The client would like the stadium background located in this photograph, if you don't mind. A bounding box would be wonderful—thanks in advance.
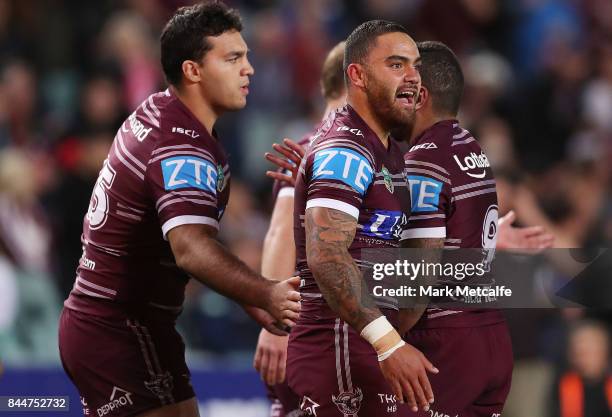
[0,0,610,416]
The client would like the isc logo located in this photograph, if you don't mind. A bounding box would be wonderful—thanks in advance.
[336,126,364,137]
[407,175,443,212]
[312,147,373,194]
[161,156,217,192]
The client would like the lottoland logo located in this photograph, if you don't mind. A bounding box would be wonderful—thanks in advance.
[453,152,490,178]
[97,387,134,416]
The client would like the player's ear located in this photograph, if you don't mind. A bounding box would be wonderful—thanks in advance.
[346,63,366,89]
[415,86,428,111]
[182,60,202,84]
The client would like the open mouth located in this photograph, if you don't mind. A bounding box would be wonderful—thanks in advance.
[240,85,249,95]
[396,89,417,107]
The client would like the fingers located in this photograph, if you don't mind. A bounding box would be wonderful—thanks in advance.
[259,348,270,382]
[253,344,263,372]
[265,171,295,185]
[407,374,429,412]
[287,291,301,302]
[421,355,439,375]
[265,153,295,171]
[264,322,288,336]
[281,308,300,321]
[282,318,297,328]
[400,378,418,412]
[499,210,516,226]
[418,368,434,405]
[389,379,404,405]
[285,276,301,290]
[283,138,306,158]
[266,351,279,385]
[278,349,287,384]
[272,143,302,166]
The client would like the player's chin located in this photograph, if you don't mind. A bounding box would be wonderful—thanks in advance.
[228,97,248,110]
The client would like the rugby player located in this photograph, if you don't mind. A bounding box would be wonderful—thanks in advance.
[398,41,515,417]
[286,21,440,416]
[58,3,300,417]
[267,41,554,417]
[254,41,348,417]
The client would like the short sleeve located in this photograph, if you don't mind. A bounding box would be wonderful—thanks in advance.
[305,140,375,220]
[146,138,221,238]
[401,152,451,240]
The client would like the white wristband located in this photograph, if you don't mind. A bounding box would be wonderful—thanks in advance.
[378,339,406,362]
[360,316,394,345]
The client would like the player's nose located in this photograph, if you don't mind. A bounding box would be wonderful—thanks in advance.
[404,64,419,83]
[243,58,255,76]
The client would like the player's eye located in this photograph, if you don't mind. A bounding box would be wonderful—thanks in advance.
[390,62,403,69]
[228,56,240,63]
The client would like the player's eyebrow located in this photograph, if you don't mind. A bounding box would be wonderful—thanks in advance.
[385,55,421,65]
[226,49,248,59]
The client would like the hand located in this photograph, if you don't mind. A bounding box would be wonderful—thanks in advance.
[379,343,438,412]
[265,276,301,327]
[242,305,288,336]
[497,210,555,253]
[265,138,306,186]
[253,328,289,385]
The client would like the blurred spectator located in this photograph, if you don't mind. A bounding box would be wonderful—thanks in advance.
[550,320,612,417]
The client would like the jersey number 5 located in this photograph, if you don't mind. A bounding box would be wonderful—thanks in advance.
[87,160,116,230]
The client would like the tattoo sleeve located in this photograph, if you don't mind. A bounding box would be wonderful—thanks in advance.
[305,207,382,332]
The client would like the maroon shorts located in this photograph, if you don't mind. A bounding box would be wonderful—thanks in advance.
[266,382,302,417]
[58,307,195,417]
[401,322,513,417]
[286,301,400,417]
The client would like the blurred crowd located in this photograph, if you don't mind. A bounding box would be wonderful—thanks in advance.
[0,0,610,415]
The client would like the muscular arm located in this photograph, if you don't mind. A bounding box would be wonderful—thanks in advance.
[261,194,296,280]
[398,237,445,334]
[305,206,382,332]
[168,223,274,309]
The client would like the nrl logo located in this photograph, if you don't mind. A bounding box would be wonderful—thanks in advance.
[332,388,363,415]
[216,164,225,192]
[381,166,394,193]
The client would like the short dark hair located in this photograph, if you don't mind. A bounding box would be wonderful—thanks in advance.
[321,41,346,100]
[160,1,242,86]
[344,20,410,78]
[417,41,464,116]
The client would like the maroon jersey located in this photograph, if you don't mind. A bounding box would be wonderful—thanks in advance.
[294,105,411,310]
[64,89,230,318]
[402,119,502,327]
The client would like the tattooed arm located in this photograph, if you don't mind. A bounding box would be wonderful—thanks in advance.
[305,206,382,332]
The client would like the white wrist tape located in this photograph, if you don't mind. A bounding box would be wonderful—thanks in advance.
[377,339,406,362]
[360,316,394,345]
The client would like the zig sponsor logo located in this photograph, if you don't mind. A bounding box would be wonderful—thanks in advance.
[453,152,490,178]
[97,387,134,416]
[172,126,200,139]
[337,125,364,137]
[409,142,438,152]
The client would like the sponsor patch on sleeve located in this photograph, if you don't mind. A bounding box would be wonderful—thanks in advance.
[161,156,217,193]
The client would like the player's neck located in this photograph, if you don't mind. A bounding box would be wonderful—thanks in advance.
[347,96,389,148]
[410,112,455,144]
[171,85,219,135]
